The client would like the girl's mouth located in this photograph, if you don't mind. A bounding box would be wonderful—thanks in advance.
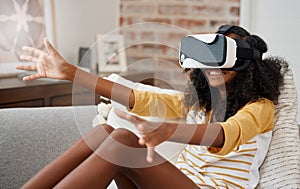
[205,69,226,77]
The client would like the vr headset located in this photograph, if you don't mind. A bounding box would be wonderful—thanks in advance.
[179,34,261,71]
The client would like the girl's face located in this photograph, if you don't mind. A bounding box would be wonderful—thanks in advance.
[204,69,237,87]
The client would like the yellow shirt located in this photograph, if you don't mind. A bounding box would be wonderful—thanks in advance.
[131,89,275,188]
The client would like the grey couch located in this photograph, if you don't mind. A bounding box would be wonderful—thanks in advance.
[1,105,300,189]
[0,106,97,189]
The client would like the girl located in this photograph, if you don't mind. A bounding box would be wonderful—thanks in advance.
[17,25,287,189]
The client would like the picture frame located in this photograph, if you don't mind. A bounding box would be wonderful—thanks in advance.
[95,34,127,74]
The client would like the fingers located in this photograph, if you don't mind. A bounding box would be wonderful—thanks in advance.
[44,37,55,54]
[114,108,130,120]
[138,137,146,145]
[139,132,157,147]
[138,136,155,163]
[114,109,159,163]
[114,109,144,124]
[22,73,43,81]
[146,146,155,163]
[19,54,39,62]
[15,64,37,71]
[20,37,53,61]
[21,46,44,58]
[115,109,159,133]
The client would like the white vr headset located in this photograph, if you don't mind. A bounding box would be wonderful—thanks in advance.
[179,34,261,71]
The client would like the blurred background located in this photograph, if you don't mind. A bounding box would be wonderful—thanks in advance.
[0,0,299,121]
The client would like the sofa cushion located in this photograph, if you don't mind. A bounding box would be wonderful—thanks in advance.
[0,106,96,189]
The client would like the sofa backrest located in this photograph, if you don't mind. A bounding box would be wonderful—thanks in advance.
[257,66,300,188]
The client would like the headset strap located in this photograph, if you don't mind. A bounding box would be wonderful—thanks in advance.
[217,25,235,34]
[237,47,262,61]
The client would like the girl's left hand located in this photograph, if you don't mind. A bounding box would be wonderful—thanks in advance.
[16,37,75,81]
[114,109,176,163]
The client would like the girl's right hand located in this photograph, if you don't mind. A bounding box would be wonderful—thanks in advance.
[114,109,177,163]
[16,37,76,81]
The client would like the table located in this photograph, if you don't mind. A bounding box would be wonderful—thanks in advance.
[0,77,100,108]
[0,71,169,108]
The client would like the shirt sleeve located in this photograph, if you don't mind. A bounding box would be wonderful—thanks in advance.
[130,89,187,119]
[208,98,275,155]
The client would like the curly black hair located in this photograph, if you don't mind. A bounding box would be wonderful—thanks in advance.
[184,25,288,121]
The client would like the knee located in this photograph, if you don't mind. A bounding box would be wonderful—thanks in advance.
[94,124,115,134]
[79,124,115,151]
[109,128,140,148]
[94,128,141,156]
[94,128,146,166]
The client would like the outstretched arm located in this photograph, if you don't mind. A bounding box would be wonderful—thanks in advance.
[17,38,135,109]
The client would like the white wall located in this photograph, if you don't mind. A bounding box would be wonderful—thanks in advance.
[240,0,300,122]
[44,0,119,64]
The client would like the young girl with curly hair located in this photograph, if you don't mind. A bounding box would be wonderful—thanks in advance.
[17,25,288,189]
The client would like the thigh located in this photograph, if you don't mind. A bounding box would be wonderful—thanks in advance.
[126,161,199,189]
[114,174,138,189]
[82,124,115,151]
[100,128,199,189]
[54,128,199,189]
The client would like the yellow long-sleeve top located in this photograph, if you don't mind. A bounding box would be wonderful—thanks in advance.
[130,89,275,189]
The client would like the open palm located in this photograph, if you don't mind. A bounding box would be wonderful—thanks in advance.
[17,37,73,81]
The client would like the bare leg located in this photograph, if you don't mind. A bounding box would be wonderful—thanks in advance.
[114,174,138,189]
[21,124,114,189]
[54,128,199,189]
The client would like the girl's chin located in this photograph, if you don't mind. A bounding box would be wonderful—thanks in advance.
[208,79,226,87]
